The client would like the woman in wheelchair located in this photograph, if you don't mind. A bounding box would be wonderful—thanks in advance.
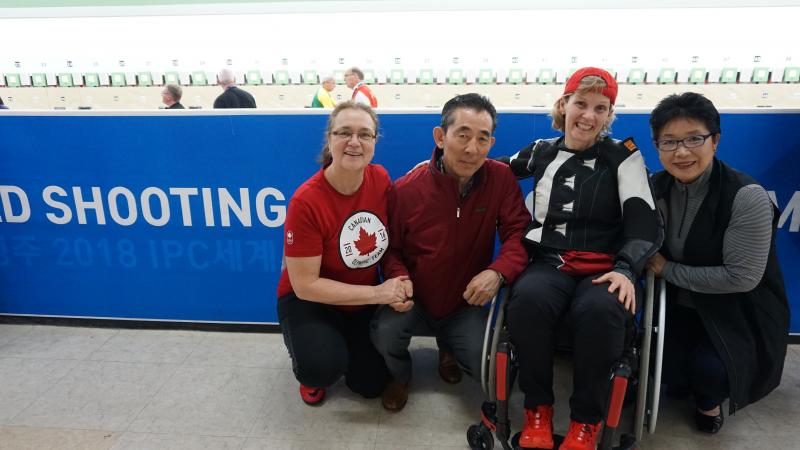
[497,67,663,450]
[646,92,790,434]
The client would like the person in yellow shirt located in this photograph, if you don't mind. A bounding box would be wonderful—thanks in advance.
[311,76,336,108]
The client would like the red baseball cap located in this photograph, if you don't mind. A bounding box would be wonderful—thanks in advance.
[563,67,618,105]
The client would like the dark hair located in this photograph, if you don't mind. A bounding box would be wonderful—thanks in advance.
[650,92,721,140]
[317,101,379,166]
[165,84,182,101]
[0,96,5,105]
[440,93,497,133]
[348,67,365,81]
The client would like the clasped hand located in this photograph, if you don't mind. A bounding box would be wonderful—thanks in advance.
[375,275,414,312]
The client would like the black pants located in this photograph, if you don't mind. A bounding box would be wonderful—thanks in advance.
[663,303,729,411]
[507,262,632,424]
[277,293,389,398]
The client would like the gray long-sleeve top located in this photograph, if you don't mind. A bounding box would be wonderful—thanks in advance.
[661,163,774,297]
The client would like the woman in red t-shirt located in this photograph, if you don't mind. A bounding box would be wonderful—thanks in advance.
[277,101,412,406]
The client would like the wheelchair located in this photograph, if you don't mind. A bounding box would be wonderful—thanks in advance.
[466,271,667,450]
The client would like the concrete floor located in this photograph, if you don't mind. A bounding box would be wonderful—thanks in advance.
[0,324,797,450]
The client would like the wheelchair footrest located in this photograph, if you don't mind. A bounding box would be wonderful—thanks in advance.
[510,432,564,449]
[509,432,636,450]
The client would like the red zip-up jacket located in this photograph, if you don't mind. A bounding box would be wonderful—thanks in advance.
[382,148,531,319]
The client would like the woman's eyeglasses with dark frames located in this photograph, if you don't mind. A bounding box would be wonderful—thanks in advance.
[655,133,715,152]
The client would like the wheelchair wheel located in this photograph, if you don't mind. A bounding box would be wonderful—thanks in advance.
[467,423,495,450]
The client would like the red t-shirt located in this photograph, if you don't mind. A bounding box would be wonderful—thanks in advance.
[276,164,391,309]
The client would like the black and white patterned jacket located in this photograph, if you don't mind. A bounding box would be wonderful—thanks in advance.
[501,136,664,278]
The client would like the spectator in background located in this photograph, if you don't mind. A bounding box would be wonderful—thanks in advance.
[345,67,378,108]
[311,75,337,108]
[213,68,257,109]
[161,84,185,109]
[0,96,8,110]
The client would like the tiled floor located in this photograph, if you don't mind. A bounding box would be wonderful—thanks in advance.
[0,324,797,450]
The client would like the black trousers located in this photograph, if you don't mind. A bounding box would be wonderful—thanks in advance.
[277,293,389,398]
[507,262,632,424]
[662,303,729,411]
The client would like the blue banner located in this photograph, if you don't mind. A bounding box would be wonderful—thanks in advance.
[0,111,798,331]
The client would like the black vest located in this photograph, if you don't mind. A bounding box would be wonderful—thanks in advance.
[653,158,789,413]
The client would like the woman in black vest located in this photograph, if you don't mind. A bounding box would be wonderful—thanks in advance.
[647,92,789,434]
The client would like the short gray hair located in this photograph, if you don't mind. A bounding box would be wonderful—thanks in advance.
[164,84,182,101]
[217,68,235,84]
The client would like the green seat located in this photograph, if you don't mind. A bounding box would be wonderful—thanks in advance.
[418,69,435,84]
[657,68,676,84]
[110,72,127,87]
[137,72,153,86]
[719,67,738,83]
[303,70,318,85]
[333,70,345,84]
[478,68,494,84]
[246,70,263,85]
[191,71,208,86]
[31,73,48,87]
[57,73,74,87]
[626,68,646,84]
[506,68,524,84]
[537,69,555,84]
[274,70,290,85]
[4,73,22,87]
[751,67,770,83]
[783,67,800,83]
[362,69,376,84]
[688,68,707,84]
[448,68,465,84]
[163,71,181,85]
[389,69,405,84]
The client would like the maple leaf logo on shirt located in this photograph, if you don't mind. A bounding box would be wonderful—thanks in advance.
[354,227,377,255]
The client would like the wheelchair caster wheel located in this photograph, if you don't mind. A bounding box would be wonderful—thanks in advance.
[467,423,494,450]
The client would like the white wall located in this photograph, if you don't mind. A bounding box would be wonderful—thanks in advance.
[1,6,798,81]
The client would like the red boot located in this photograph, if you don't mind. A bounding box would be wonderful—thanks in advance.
[299,384,326,406]
[519,405,554,449]
[559,420,602,450]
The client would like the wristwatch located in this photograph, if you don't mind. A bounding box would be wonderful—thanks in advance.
[495,270,506,286]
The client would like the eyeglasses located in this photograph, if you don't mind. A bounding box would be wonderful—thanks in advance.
[331,130,376,142]
[655,133,715,152]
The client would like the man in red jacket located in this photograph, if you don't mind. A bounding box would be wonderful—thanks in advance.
[371,93,530,411]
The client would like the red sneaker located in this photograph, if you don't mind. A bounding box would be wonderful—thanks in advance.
[299,384,326,406]
[519,405,554,449]
[559,420,602,450]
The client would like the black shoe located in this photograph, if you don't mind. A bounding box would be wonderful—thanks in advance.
[694,407,724,434]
